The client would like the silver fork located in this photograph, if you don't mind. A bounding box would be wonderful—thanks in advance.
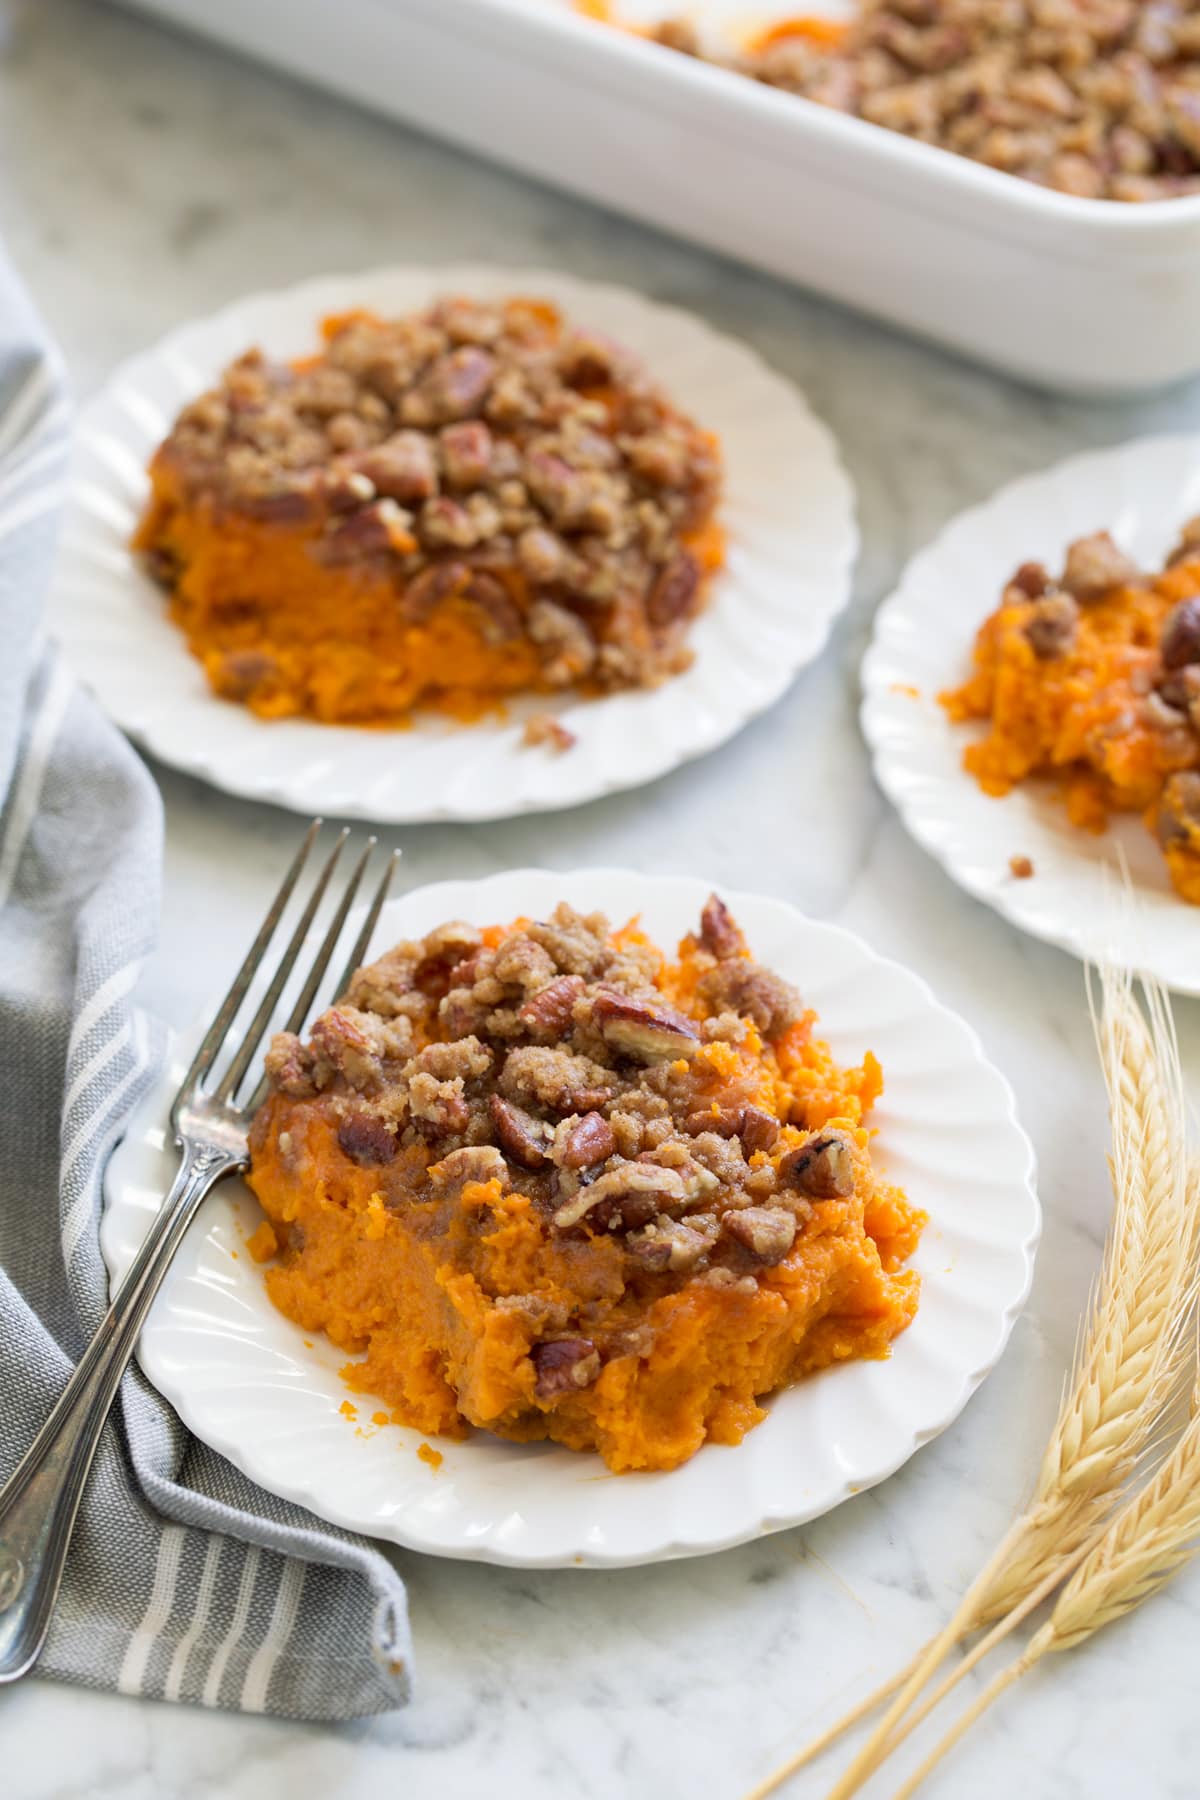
[0,820,398,1685]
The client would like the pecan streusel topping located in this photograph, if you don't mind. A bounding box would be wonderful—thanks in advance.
[654,3,1200,202]
[247,898,924,1471]
[135,296,723,722]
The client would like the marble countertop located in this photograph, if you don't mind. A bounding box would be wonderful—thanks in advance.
[3,3,1199,1796]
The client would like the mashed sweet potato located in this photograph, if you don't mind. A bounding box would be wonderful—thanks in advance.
[247,896,923,1474]
[133,295,723,727]
[944,523,1200,904]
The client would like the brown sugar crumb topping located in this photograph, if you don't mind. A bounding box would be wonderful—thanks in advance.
[651,3,1200,202]
[137,295,724,720]
[259,898,840,1275]
[521,712,578,753]
[249,896,925,1472]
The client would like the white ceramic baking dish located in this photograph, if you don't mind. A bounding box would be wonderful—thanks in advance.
[120,0,1200,394]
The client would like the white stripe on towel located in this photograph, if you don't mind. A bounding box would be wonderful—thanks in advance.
[0,656,74,906]
[65,960,142,1067]
[164,1535,224,1704]
[61,1010,152,1266]
[239,1559,306,1714]
[116,1523,187,1697]
[201,1546,261,1709]
[61,1018,132,1124]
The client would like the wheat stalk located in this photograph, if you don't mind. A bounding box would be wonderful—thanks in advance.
[891,1340,1200,1800]
[747,969,1194,1800]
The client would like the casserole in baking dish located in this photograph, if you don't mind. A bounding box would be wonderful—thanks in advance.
[117,0,1200,391]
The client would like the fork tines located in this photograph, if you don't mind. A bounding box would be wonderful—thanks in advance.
[175,821,399,1124]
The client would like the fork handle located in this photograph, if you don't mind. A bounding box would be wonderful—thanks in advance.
[0,1140,241,1683]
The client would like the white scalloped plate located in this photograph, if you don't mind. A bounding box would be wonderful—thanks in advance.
[50,265,855,823]
[102,870,1038,1567]
[863,434,1200,994]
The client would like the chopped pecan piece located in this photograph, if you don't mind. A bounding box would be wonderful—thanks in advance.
[337,1110,398,1166]
[779,1131,855,1199]
[530,1337,601,1398]
[1156,771,1200,848]
[320,469,378,513]
[696,962,804,1040]
[400,346,496,426]
[265,1030,316,1097]
[682,1104,777,1154]
[516,526,574,584]
[322,497,416,562]
[1156,664,1200,730]
[646,550,701,628]
[488,1094,548,1170]
[1007,560,1049,600]
[439,420,492,489]
[739,1106,780,1153]
[625,1213,718,1273]
[401,559,469,620]
[592,991,701,1062]
[698,893,745,960]
[527,599,596,685]
[517,974,586,1040]
[1161,598,1200,670]
[1024,591,1078,660]
[1060,531,1140,601]
[309,1006,394,1091]
[559,1111,616,1169]
[721,1206,797,1265]
[553,1161,687,1231]
[685,1105,745,1139]
[430,1145,508,1188]
[347,430,438,502]
[521,712,577,754]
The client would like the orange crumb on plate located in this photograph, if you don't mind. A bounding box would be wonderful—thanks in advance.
[246,1219,278,1263]
[417,1442,444,1471]
[1009,854,1035,879]
[339,1399,358,1421]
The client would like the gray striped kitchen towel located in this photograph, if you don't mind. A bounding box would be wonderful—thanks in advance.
[0,253,412,1719]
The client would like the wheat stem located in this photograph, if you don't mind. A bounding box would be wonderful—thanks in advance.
[744,971,1193,1800]
[887,1390,1200,1799]
[887,1657,1031,1800]
[853,1518,1099,1775]
[742,1660,916,1800]
[810,973,1192,1800]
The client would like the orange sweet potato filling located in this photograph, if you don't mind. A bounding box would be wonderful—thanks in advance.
[944,553,1200,904]
[135,473,543,725]
[247,924,923,1474]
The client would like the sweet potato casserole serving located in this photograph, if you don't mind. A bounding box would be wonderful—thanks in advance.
[944,519,1200,901]
[650,2,1200,201]
[134,296,723,725]
[247,897,924,1473]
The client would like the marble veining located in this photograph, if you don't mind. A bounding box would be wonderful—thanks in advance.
[1,1,1199,1795]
